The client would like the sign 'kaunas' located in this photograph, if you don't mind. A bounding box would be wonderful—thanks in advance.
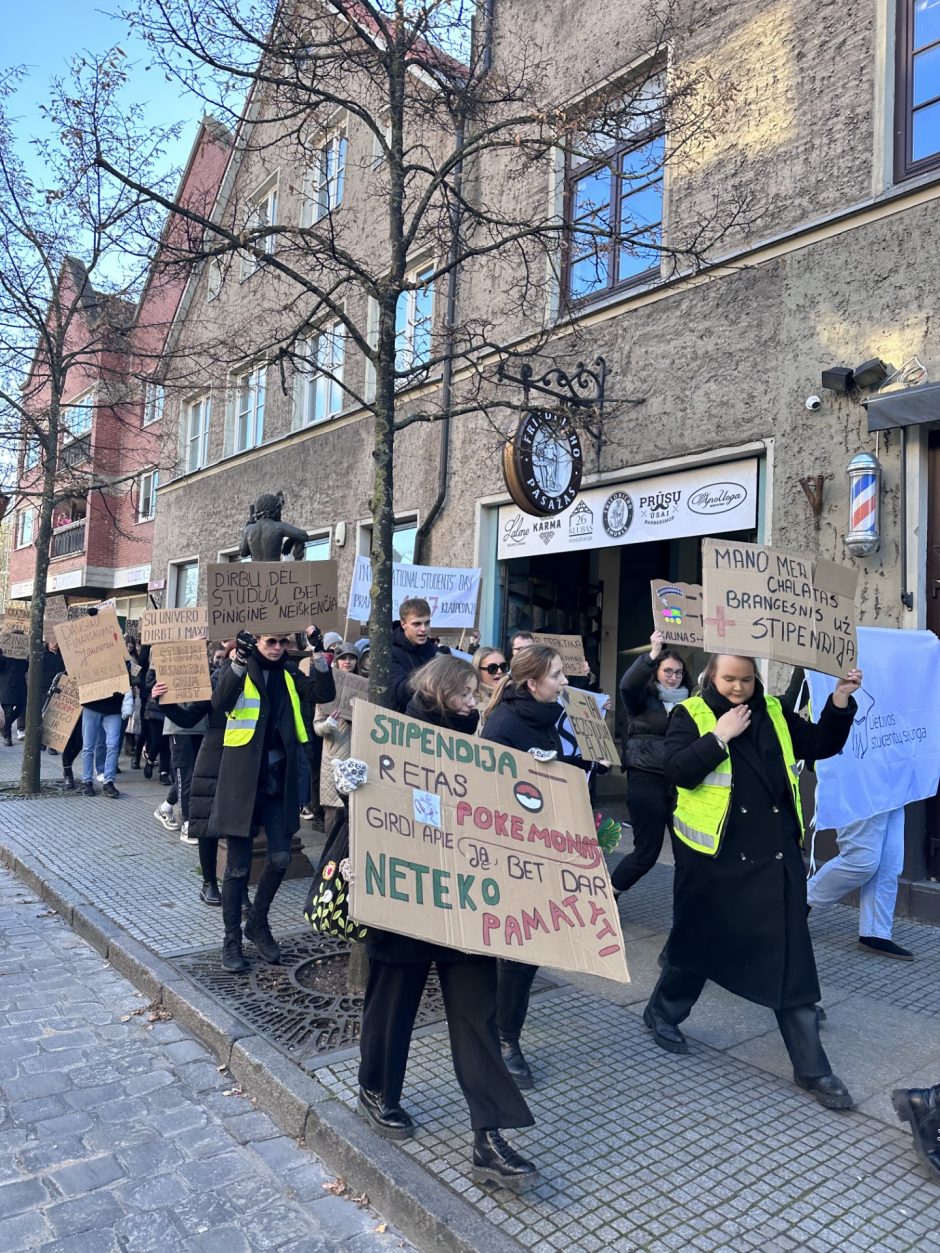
[503,409,584,517]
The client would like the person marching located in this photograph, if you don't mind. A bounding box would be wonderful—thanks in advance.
[357,654,536,1189]
[644,653,862,1109]
[612,630,691,897]
[313,641,361,839]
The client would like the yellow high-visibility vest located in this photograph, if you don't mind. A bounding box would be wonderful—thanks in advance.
[672,695,803,857]
[223,671,308,748]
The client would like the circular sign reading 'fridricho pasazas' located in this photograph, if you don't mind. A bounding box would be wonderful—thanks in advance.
[502,409,584,517]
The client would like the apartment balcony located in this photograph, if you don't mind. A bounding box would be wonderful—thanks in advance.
[50,519,86,559]
[59,434,91,471]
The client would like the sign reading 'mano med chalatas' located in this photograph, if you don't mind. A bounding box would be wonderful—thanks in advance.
[349,700,629,982]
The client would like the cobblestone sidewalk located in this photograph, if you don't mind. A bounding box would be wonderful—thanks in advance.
[0,867,412,1252]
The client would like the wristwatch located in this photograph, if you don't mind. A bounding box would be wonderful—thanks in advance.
[712,731,728,753]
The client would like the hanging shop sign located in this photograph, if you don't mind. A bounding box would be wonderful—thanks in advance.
[502,410,584,517]
[497,459,759,559]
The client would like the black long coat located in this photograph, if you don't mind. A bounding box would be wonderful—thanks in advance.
[663,687,854,1010]
[0,653,28,705]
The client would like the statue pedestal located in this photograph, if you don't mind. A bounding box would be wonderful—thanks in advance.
[219,830,311,885]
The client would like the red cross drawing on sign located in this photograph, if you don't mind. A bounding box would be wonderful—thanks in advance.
[703,605,737,638]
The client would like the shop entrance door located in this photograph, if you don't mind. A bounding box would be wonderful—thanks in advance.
[500,551,601,675]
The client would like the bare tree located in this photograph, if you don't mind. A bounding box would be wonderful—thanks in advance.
[91,0,748,705]
[0,57,175,792]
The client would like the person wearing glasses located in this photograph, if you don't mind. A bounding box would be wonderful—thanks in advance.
[612,630,692,898]
[472,647,509,726]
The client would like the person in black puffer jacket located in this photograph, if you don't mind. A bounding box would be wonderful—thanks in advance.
[0,638,28,745]
[611,630,691,896]
[481,644,593,1093]
[389,597,439,712]
[357,654,536,1190]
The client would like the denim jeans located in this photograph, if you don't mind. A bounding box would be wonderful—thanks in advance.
[81,711,122,784]
[806,808,905,939]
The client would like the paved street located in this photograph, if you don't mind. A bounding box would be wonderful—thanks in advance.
[2,745,940,1251]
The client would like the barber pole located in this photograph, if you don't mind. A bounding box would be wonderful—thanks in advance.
[844,452,881,557]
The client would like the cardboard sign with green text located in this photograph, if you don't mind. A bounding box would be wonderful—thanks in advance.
[349,700,629,981]
[152,641,213,704]
[532,633,587,675]
[140,607,208,644]
[0,631,30,660]
[41,677,81,752]
[650,580,704,647]
[206,561,339,634]
[701,538,858,678]
[54,607,129,703]
[562,688,619,766]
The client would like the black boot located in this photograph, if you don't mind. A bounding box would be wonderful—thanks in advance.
[471,1129,536,1190]
[358,1087,415,1140]
[892,1086,940,1180]
[221,878,249,971]
[499,1037,534,1089]
[244,909,281,964]
[222,931,248,973]
[642,1005,689,1054]
[794,1072,854,1109]
[63,767,76,791]
[200,880,222,907]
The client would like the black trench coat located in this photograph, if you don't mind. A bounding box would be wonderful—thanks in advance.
[663,688,854,1010]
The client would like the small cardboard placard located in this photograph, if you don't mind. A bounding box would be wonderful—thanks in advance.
[207,561,339,635]
[349,699,629,982]
[701,538,858,678]
[532,633,587,675]
[0,632,30,660]
[2,602,31,631]
[650,579,704,647]
[41,677,81,752]
[152,641,213,704]
[140,607,208,644]
[43,597,69,643]
[562,688,619,765]
[333,669,369,720]
[54,607,129,703]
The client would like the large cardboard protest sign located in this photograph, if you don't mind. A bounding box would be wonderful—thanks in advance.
[42,597,69,643]
[0,632,30,660]
[347,557,481,628]
[563,688,619,765]
[140,607,208,644]
[650,580,704,647]
[152,641,212,704]
[701,538,858,679]
[2,602,31,631]
[41,677,81,752]
[333,669,369,719]
[54,607,129,702]
[349,700,629,982]
[532,633,587,675]
[207,561,339,634]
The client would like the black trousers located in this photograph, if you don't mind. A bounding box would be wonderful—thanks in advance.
[143,721,170,773]
[358,957,534,1131]
[221,793,290,933]
[2,704,24,739]
[648,962,830,1078]
[612,768,672,892]
[62,724,83,771]
[496,958,539,1043]
[170,735,202,821]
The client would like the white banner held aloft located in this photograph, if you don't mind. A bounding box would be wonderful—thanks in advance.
[805,627,940,829]
[347,558,481,628]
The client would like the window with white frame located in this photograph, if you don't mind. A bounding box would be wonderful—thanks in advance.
[143,382,164,427]
[172,560,199,608]
[232,365,266,453]
[14,509,34,549]
[304,533,331,562]
[62,392,94,440]
[296,324,345,426]
[24,436,40,470]
[137,469,158,522]
[303,133,347,225]
[241,177,279,278]
[395,264,435,374]
[183,394,211,473]
[359,516,417,564]
[206,258,223,302]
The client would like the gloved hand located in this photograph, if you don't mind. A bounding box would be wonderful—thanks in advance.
[306,625,324,653]
[234,630,256,665]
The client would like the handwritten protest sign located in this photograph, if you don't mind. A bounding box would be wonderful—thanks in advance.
[2,602,30,631]
[0,632,30,660]
[701,538,858,679]
[67,603,97,620]
[349,700,629,981]
[207,561,338,634]
[42,597,69,643]
[54,607,129,702]
[563,688,619,765]
[650,580,704,647]
[152,641,212,704]
[334,669,369,719]
[532,633,587,675]
[140,607,208,644]
[41,677,81,752]
[348,558,481,628]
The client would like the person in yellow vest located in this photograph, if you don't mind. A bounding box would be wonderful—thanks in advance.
[211,629,335,972]
[644,653,862,1109]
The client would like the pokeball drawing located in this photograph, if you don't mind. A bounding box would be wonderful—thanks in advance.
[513,780,544,814]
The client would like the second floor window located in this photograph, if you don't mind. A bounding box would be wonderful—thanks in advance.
[395,264,435,373]
[15,509,34,548]
[173,560,199,608]
[143,383,165,426]
[303,133,347,225]
[184,394,211,473]
[241,178,278,277]
[63,393,94,440]
[297,325,345,426]
[234,365,266,452]
[897,0,940,178]
[24,436,40,470]
[565,89,665,302]
[137,469,158,522]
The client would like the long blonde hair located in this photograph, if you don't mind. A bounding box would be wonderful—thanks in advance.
[485,645,560,716]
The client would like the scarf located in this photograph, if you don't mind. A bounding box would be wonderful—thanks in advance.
[657,683,689,707]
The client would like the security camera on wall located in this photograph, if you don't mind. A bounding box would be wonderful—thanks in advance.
[805,395,822,412]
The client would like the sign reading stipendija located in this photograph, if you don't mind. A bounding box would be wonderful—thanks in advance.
[54,608,129,703]
[206,561,339,634]
[349,700,629,981]
[701,538,858,678]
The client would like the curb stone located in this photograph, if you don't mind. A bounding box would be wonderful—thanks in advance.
[0,832,524,1253]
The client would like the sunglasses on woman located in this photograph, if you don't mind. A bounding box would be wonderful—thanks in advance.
[481,661,510,676]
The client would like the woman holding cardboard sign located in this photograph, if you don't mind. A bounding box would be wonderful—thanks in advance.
[313,641,360,839]
[645,653,862,1110]
[357,654,536,1190]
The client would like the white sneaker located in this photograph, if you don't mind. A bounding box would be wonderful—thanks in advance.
[154,805,180,832]
[299,806,315,821]
[179,821,197,845]
[15,729,25,740]
[96,772,106,783]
